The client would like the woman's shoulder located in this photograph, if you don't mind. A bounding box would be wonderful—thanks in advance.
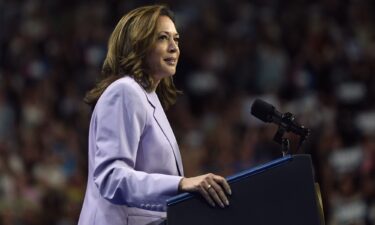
[93,76,149,123]
[103,76,146,97]
[108,76,143,92]
[98,76,146,104]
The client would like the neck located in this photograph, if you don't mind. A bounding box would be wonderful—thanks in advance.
[151,75,161,91]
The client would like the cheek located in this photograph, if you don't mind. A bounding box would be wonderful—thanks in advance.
[146,52,159,69]
[147,48,164,67]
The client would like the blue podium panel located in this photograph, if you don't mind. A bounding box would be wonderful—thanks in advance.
[167,155,322,225]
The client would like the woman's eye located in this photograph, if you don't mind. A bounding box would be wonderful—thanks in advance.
[158,35,168,40]
[174,37,180,43]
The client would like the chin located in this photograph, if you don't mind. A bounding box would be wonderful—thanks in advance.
[164,69,176,77]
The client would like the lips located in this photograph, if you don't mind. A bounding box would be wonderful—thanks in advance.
[164,57,177,65]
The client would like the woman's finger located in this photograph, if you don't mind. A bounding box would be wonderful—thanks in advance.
[206,182,225,208]
[214,175,232,195]
[210,181,229,207]
[198,184,216,207]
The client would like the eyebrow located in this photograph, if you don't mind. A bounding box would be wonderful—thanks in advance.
[158,31,180,37]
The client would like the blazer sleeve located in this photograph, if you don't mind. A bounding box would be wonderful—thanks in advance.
[92,81,182,210]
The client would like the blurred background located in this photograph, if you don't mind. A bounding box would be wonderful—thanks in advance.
[1,0,375,224]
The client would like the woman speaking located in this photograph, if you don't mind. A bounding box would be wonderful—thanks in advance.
[78,5,231,225]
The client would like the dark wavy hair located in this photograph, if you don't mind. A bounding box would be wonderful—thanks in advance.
[84,5,180,109]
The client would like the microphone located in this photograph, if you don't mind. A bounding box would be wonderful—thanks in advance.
[251,99,309,137]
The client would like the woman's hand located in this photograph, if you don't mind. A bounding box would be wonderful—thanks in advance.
[178,173,232,208]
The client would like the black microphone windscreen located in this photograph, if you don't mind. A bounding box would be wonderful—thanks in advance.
[251,99,275,122]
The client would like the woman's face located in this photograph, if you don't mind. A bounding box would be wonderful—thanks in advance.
[146,15,180,82]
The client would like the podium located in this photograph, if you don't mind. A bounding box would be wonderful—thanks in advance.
[166,154,323,225]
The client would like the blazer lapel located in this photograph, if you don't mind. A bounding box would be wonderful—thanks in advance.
[144,91,184,176]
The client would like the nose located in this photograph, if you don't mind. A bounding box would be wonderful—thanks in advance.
[168,40,178,53]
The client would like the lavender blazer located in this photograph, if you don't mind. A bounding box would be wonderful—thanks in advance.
[78,76,184,225]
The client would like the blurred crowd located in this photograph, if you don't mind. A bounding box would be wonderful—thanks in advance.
[1,0,375,224]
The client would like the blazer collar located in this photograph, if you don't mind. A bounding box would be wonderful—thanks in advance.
[144,90,184,176]
[144,90,157,108]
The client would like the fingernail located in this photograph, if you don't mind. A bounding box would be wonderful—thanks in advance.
[220,203,225,208]
[211,202,216,207]
[225,200,229,206]
[229,189,232,195]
